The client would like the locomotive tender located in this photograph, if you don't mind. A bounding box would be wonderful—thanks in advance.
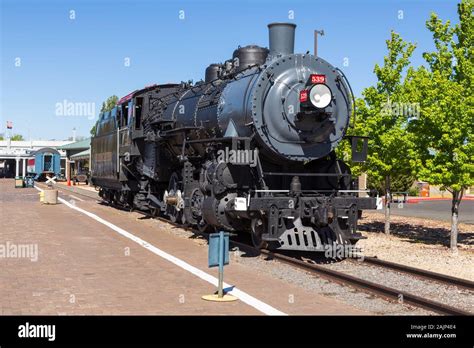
[91,23,376,251]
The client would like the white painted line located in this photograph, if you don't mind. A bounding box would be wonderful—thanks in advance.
[34,185,286,316]
[68,194,84,202]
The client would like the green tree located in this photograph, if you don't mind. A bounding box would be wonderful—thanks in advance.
[90,122,98,136]
[10,134,25,141]
[348,31,417,234]
[90,95,119,135]
[100,95,119,113]
[406,0,474,250]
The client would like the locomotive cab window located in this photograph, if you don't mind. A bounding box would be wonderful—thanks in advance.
[115,108,121,128]
[134,97,143,129]
[121,104,128,127]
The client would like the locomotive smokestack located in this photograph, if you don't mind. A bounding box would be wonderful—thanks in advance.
[268,22,296,56]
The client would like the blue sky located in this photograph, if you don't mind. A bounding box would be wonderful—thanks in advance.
[1,0,460,140]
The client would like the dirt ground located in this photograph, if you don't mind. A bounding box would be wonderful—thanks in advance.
[357,212,474,281]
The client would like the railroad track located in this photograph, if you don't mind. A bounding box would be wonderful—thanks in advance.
[243,246,472,316]
[359,256,474,291]
[44,183,473,316]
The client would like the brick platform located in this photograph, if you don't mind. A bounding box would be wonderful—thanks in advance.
[0,179,367,315]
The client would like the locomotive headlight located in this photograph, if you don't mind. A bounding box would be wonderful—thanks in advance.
[309,84,332,109]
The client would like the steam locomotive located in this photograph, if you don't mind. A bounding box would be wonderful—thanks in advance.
[91,23,376,251]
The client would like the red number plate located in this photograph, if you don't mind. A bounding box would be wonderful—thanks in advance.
[311,74,326,84]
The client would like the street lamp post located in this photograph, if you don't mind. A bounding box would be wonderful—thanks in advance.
[314,29,325,57]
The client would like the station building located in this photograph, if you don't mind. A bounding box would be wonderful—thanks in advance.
[57,138,91,184]
[0,139,72,178]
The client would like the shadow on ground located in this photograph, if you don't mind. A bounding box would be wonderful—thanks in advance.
[359,220,474,247]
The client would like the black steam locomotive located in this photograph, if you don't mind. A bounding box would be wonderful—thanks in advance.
[91,23,376,251]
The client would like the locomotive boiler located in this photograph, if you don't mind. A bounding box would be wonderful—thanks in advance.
[91,23,376,251]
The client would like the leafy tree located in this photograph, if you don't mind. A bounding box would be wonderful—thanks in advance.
[101,95,119,113]
[347,31,417,234]
[406,0,474,250]
[90,122,98,136]
[10,134,25,141]
[0,135,4,141]
[90,95,119,135]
